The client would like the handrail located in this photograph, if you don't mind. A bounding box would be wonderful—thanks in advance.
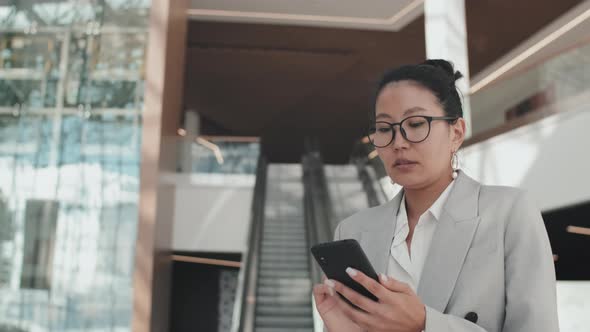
[302,150,335,284]
[350,141,389,207]
[230,155,268,332]
[357,163,385,207]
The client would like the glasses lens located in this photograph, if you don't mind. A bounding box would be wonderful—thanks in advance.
[401,116,430,142]
[369,122,393,147]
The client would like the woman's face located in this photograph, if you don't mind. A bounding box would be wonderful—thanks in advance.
[374,80,465,189]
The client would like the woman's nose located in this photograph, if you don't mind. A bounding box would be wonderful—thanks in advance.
[391,128,410,150]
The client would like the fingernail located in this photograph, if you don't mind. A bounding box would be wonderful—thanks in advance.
[328,287,335,296]
[324,279,335,288]
[346,267,357,277]
[380,273,389,282]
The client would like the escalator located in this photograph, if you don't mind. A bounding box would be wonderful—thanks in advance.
[255,164,313,331]
[325,164,374,223]
[232,153,386,332]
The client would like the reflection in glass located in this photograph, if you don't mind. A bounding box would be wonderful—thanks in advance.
[190,140,260,175]
[0,0,149,331]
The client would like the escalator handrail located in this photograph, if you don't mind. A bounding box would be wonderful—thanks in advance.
[231,155,268,332]
[302,153,335,284]
[357,163,387,207]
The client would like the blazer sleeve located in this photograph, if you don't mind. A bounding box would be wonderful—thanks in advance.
[501,191,559,331]
[424,191,558,332]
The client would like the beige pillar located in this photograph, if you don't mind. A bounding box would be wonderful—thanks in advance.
[425,0,472,137]
[132,0,188,331]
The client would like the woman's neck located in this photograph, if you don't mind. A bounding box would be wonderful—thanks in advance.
[404,173,453,221]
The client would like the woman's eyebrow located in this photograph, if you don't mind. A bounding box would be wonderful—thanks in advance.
[375,107,428,121]
[402,107,427,116]
[376,113,392,120]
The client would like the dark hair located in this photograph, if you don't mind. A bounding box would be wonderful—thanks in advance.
[371,59,464,121]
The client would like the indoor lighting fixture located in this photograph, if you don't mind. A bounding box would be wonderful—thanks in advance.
[368,150,379,160]
[566,225,590,236]
[196,136,224,164]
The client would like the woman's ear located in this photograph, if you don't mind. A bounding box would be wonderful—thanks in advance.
[451,118,466,150]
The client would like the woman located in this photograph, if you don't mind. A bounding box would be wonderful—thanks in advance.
[312,60,558,332]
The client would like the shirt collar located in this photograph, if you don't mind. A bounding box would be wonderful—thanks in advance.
[396,179,456,222]
[428,180,456,220]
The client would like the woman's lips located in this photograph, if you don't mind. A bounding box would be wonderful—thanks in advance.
[394,159,418,170]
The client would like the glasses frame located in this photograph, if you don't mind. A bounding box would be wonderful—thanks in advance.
[368,115,459,147]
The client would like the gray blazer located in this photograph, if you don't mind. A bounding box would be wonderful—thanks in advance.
[334,171,559,332]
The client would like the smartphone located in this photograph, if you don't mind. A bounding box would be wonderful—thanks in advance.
[310,239,379,303]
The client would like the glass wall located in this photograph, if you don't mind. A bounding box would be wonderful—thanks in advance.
[190,140,260,174]
[0,1,150,331]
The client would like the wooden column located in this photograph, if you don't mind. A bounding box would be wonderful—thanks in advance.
[133,0,188,331]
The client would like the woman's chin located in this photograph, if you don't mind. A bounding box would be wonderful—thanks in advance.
[390,174,421,188]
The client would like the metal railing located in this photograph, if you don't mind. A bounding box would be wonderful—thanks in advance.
[357,164,386,207]
[351,140,390,207]
[302,150,336,284]
[230,155,268,332]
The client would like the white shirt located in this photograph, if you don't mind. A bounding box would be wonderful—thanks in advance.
[386,180,455,292]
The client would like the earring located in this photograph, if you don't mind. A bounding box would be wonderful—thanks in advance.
[451,151,459,179]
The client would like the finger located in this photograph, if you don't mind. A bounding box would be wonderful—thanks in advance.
[312,284,325,302]
[314,283,335,298]
[338,296,379,330]
[330,279,379,313]
[345,267,387,300]
[313,284,341,315]
[324,280,358,307]
[378,273,414,295]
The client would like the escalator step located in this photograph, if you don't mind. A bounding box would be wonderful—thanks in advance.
[256,315,314,328]
[261,255,308,263]
[257,295,310,306]
[257,285,311,296]
[258,270,310,278]
[262,242,307,249]
[261,249,307,255]
[259,262,309,270]
[255,328,313,332]
[258,277,311,288]
[256,305,313,316]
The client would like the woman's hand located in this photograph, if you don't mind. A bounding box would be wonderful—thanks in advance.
[313,277,364,332]
[329,268,426,332]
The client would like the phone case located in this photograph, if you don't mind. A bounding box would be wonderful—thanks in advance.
[310,239,379,302]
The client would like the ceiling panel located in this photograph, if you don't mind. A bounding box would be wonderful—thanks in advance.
[188,0,423,31]
[191,0,415,19]
[184,0,585,163]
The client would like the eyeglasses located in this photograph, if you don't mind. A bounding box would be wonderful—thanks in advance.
[368,115,458,147]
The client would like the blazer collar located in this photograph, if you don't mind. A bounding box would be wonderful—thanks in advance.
[360,171,481,312]
[417,171,481,312]
[359,190,402,276]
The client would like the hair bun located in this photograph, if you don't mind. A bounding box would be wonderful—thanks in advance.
[422,59,463,83]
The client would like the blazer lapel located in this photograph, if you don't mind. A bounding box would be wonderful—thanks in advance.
[417,172,482,312]
[359,191,403,274]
